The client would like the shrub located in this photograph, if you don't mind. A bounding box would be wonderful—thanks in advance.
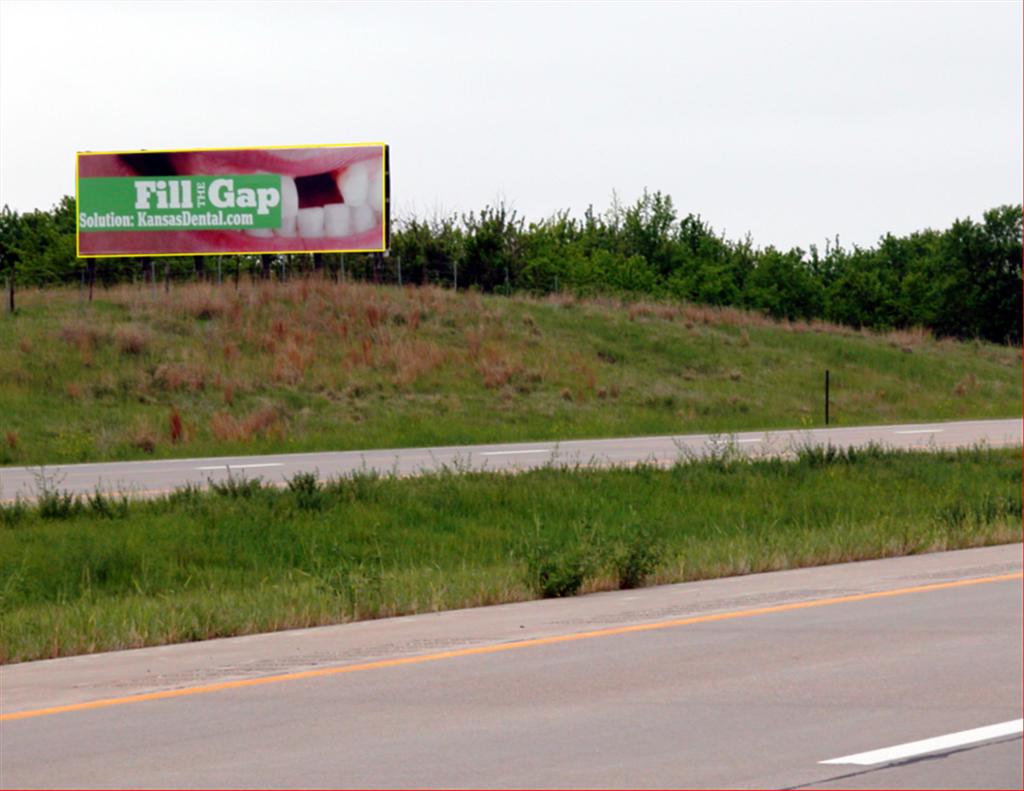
[209,473,266,499]
[287,470,324,511]
[521,520,599,598]
[615,526,664,589]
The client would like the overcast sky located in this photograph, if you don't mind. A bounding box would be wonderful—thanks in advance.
[1,0,1020,250]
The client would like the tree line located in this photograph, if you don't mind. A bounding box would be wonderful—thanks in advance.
[1,192,1020,344]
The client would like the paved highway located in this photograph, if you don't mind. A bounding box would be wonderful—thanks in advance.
[0,418,1019,501]
[2,545,1021,788]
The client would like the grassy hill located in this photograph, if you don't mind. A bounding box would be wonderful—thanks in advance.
[0,279,1019,466]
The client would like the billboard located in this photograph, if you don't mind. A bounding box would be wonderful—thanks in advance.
[76,143,389,257]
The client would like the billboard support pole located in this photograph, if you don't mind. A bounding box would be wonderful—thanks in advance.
[87,260,96,303]
[340,254,345,281]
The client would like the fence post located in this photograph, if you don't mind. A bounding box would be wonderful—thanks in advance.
[825,369,830,426]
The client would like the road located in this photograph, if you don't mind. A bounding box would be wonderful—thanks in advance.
[0,418,1019,500]
[2,545,1021,789]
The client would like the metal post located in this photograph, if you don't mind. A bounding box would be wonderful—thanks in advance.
[164,262,170,294]
[825,369,830,426]
[397,255,402,287]
[340,254,345,281]
[87,260,96,303]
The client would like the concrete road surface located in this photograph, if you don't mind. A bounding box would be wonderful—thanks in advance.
[0,418,1019,501]
[3,544,1021,789]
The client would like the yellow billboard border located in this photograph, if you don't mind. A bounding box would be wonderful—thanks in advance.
[75,142,389,259]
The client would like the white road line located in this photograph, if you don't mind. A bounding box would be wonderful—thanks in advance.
[710,438,762,444]
[893,429,944,435]
[820,719,1023,766]
[194,463,285,471]
[479,449,551,456]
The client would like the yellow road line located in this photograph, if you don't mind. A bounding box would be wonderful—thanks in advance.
[2,571,1020,722]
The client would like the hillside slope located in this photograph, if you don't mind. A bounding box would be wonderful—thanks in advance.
[0,280,1019,466]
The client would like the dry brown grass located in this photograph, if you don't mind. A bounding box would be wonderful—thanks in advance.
[389,341,447,388]
[477,346,522,389]
[209,405,284,442]
[58,320,105,354]
[114,325,150,356]
[154,363,206,392]
[954,373,978,396]
[131,424,158,454]
[885,326,934,353]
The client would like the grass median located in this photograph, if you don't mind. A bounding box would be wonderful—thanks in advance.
[1,444,1019,663]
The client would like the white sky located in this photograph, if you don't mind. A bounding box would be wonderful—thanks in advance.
[1,0,1020,250]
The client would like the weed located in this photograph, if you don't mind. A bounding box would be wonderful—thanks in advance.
[37,488,81,520]
[87,489,129,519]
[169,408,184,444]
[521,520,599,598]
[615,526,664,589]
[0,498,28,527]
[209,473,266,499]
[287,470,324,511]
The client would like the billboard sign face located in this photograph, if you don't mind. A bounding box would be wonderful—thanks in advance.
[76,143,389,257]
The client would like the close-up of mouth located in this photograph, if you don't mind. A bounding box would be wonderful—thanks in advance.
[77,145,389,255]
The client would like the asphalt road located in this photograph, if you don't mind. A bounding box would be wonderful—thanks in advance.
[0,418,1019,500]
[2,545,1021,789]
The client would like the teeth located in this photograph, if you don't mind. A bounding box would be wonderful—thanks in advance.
[366,165,383,214]
[272,149,325,162]
[297,207,325,238]
[336,160,370,207]
[324,204,352,237]
[352,205,375,234]
[277,176,298,237]
[245,228,274,237]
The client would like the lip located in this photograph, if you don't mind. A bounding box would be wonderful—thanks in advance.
[77,146,386,255]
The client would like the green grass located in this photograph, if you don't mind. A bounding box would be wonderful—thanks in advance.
[0,280,1019,466]
[1,445,1019,663]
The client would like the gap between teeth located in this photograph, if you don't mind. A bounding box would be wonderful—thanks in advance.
[238,164,381,239]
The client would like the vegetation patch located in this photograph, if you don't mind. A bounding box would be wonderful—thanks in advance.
[1,446,1019,663]
[0,281,1018,466]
